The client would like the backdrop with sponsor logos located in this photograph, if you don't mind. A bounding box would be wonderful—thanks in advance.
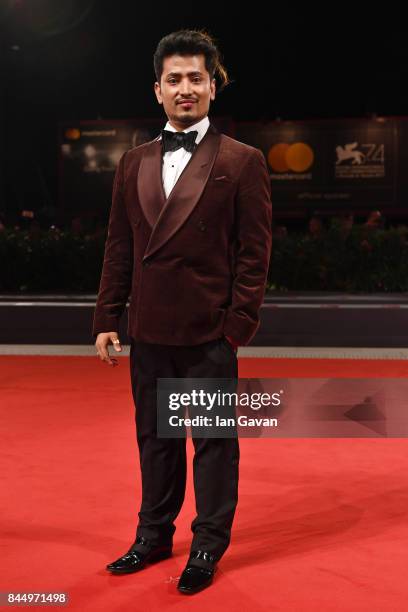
[59,117,408,219]
[59,120,162,222]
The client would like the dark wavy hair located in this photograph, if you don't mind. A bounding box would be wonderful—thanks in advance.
[153,29,231,93]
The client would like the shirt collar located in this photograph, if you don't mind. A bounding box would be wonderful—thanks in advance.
[160,115,210,146]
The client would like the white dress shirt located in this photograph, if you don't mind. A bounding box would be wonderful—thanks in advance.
[159,115,210,198]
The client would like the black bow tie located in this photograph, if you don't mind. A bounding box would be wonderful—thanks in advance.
[161,129,198,154]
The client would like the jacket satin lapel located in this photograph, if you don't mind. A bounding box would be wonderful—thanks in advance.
[138,123,221,261]
[137,136,166,228]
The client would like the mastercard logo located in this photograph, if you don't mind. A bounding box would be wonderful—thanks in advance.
[65,128,81,140]
[268,142,314,172]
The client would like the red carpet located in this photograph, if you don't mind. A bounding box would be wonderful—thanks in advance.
[2,355,408,610]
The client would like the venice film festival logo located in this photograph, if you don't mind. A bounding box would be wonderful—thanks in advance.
[335,141,385,179]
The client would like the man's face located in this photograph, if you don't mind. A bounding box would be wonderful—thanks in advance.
[154,54,216,130]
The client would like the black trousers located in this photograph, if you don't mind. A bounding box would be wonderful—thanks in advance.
[129,336,239,561]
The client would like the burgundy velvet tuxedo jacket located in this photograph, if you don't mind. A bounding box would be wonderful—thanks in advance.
[92,122,272,346]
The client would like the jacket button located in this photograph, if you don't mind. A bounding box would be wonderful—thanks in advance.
[143,261,150,267]
[198,220,206,231]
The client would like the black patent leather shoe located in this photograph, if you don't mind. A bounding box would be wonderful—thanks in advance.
[106,536,172,574]
[177,550,218,594]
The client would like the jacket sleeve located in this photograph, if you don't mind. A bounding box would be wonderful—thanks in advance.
[92,151,133,338]
[223,147,272,346]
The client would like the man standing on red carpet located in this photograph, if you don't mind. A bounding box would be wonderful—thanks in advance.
[93,29,272,594]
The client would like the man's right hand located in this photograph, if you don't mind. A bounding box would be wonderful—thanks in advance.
[95,332,122,366]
